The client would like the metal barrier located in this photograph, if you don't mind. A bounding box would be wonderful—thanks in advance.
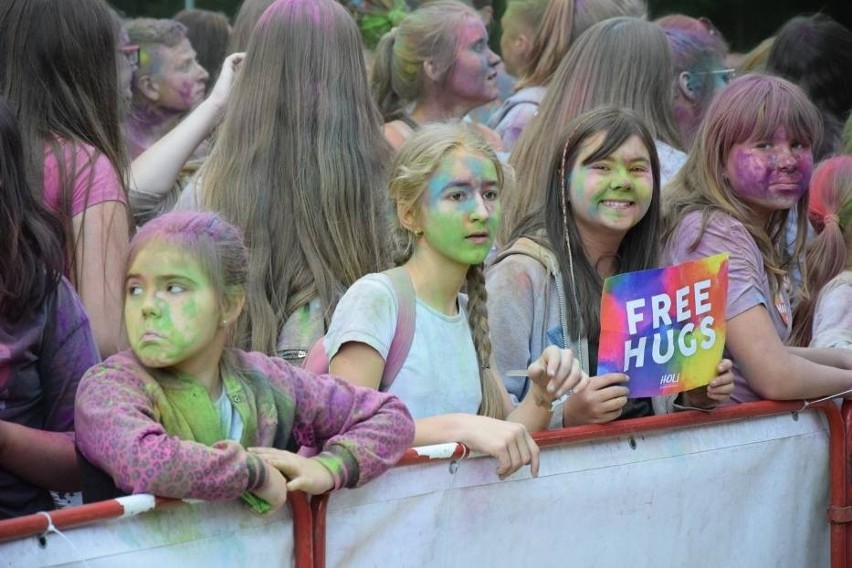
[0,491,313,568]
[1,401,848,567]
[312,400,847,568]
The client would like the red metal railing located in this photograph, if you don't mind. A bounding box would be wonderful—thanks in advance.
[0,491,315,568]
[2,400,848,568]
[315,400,849,568]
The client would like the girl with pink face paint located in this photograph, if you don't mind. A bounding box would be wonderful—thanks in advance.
[324,123,590,480]
[663,74,852,404]
[371,0,503,150]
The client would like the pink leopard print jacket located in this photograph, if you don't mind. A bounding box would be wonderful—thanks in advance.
[75,349,414,501]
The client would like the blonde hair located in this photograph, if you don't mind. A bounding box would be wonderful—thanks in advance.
[390,121,509,419]
[512,0,645,90]
[371,0,477,121]
[199,0,391,354]
[736,36,774,75]
[504,17,680,245]
[662,74,823,296]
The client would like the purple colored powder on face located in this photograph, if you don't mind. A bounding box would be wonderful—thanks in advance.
[725,127,814,217]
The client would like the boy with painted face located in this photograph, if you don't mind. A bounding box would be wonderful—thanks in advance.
[663,75,852,404]
[75,211,414,512]
[323,122,589,481]
[488,107,734,426]
[124,18,209,159]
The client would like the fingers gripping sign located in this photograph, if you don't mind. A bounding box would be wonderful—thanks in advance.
[563,373,631,426]
[706,359,735,402]
[680,358,736,409]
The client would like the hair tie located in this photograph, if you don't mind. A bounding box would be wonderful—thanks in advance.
[824,214,840,225]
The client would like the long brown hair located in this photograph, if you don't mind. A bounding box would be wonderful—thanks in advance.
[789,156,852,346]
[512,0,644,90]
[199,0,391,354]
[228,0,274,52]
[0,0,129,287]
[389,122,510,419]
[0,98,66,323]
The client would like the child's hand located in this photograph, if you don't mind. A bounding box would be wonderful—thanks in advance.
[252,460,289,513]
[456,415,540,479]
[526,346,590,405]
[249,447,335,495]
[681,359,735,408]
[562,373,630,426]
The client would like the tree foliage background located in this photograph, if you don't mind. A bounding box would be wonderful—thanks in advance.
[110,0,851,53]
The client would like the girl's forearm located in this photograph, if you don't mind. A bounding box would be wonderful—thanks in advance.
[0,420,80,492]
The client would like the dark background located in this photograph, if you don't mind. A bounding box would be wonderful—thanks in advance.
[110,0,852,53]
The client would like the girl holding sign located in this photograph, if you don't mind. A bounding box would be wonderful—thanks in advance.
[323,122,589,479]
[487,107,734,426]
[790,156,852,350]
[663,75,852,403]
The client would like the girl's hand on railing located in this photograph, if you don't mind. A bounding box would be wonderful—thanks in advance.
[251,460,289,513]
[455,415,539,479]
[250,448,335,495]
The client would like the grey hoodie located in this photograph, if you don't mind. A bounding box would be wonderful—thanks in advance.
[486,237,673,427]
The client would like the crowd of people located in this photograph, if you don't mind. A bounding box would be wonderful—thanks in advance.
[0,0,850,523]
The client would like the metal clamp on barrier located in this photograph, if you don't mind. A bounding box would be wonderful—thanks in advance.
[828,506,852,524]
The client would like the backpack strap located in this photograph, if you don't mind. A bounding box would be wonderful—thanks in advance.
[380,266,416,391]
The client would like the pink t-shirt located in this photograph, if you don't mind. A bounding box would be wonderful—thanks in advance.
[663,211,792,404]
[42,140,126,217]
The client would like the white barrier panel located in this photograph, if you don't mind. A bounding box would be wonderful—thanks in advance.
[324,411,830,568]
[0,499,295,568]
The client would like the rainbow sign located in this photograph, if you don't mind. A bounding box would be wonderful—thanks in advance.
[597,254,729,398]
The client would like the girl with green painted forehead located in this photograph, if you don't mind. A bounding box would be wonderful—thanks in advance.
[74,211,414,513]
[322,122,589,480]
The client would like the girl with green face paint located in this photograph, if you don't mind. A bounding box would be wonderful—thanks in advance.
[488,107,735,428]
[75,211,415,513]
[324,122,590,481]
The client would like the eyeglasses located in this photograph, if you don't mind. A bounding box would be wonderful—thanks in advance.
[119,44,140,66]
[694,68,737,84]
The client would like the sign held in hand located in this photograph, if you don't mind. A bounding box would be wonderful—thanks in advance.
[597,254,729,398]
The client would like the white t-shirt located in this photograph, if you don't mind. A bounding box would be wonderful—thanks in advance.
[324,273,482,419]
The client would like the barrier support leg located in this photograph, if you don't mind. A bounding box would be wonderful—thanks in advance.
[310,493,329,568]
[289,491,313,568]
